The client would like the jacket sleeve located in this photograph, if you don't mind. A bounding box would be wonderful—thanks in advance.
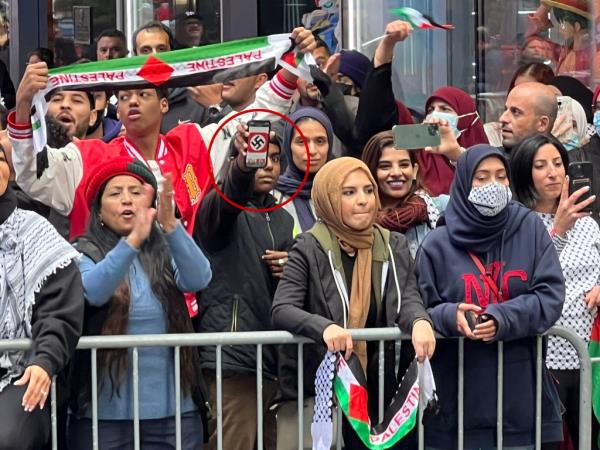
[355,63,400,146]
[309,67,362,157]
[389,233,432,334]
[195,160,255,252]
[165,222,212,292]
[415,245,461,337]
[29,261,84,377]
[7,111,83,216]
[272,235,335,343]
[485,219,565,341]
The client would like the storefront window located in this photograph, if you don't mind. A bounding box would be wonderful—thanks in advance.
[131,1,221,46]
[347,0,599,123]
[50,0,117,64]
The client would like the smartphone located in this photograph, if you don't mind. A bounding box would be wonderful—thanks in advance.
[246,120,271,168]
[568,161,594,213]
[392,123,441,150]
[556,96,576,143]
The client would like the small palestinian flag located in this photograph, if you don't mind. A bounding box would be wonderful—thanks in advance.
[279,51,317,82]
[311,353,437,450]
[30,34,304,153]
[391,7,454,30]
[590,315,600,447]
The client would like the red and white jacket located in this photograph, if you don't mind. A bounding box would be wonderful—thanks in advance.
[8,72,296,239]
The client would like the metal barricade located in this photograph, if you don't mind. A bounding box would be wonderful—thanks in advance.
[0,326,593,450]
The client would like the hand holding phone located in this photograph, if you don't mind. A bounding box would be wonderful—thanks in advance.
[246,120,271,169]
[553,169,596,237]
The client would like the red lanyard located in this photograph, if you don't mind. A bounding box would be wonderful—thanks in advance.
[468,251,502,301]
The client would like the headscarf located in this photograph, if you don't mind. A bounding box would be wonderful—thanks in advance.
[277,107,334,232]
[312,157,380,370]
[418,87,489,197]
[570,97,589,143]
[443,144,529,253]
[551,75,594,123]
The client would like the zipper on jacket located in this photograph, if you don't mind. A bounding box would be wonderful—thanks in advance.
[230,296,239,332]
[265,212,276,248]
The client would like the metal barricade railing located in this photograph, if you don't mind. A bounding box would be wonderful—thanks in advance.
[0,326,593,450]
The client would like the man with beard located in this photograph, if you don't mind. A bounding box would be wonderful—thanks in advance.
[46,90,97,140]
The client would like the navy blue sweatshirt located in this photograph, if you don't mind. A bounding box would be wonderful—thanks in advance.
[415,145,565,449]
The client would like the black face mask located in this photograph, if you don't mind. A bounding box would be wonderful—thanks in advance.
[334,82,354,96]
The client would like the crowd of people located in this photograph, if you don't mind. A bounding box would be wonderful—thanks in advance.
[0,8,598,450]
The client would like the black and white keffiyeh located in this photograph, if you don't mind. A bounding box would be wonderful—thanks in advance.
[0,207,79,392]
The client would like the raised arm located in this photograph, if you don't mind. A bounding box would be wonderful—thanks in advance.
[356,21,414,146]
[9,63,83,215]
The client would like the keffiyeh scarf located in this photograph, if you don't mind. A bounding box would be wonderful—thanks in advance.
[0,208,79,391]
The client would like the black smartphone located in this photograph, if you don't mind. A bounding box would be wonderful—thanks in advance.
[246,120,271,169]
[568,161,594,213]
[392,123,441,150]
[465,311,477,332]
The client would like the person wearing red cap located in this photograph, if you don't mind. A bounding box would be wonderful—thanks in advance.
[68,157,212,449]
[7,28,315,241]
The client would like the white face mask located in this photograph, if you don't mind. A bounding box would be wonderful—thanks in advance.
[468,182,512,217]
[425,110,480,138]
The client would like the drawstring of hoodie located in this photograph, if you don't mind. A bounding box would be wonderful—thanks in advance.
[485,228,507,303]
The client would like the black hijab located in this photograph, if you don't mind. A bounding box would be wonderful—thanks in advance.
[443,144,530,253]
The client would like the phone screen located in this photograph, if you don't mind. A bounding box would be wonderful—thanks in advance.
[246,121,271,168]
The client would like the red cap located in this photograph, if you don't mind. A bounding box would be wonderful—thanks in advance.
[85,157,157,207]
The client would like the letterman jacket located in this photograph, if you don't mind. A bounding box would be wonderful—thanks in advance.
[8,72,297,239]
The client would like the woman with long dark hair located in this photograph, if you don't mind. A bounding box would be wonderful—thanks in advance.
[510,133,599,449]
[68,158,212,450]
[361,130,448,257]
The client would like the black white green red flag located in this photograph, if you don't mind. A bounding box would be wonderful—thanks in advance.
[390,7,454,30]
[311,352,437,450]
[30,34,312,153]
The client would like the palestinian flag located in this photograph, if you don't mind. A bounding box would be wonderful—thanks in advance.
[30,34,301,152]
[311,353,437,450]
[279,51,316,83]
[590,315,600,447]
[390,7,454,30]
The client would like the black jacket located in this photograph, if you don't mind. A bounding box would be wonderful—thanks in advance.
[271,230,430,403]
[160,88,207,133]
[570,135,600,226]
[195,161,294,379]
[27,262,83,379]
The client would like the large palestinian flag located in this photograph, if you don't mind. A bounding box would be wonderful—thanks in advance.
[311,353,436,450]
[591,315,600,447]
[30,34,310,152]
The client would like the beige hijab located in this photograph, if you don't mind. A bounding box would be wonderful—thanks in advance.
[311,157,381,369]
